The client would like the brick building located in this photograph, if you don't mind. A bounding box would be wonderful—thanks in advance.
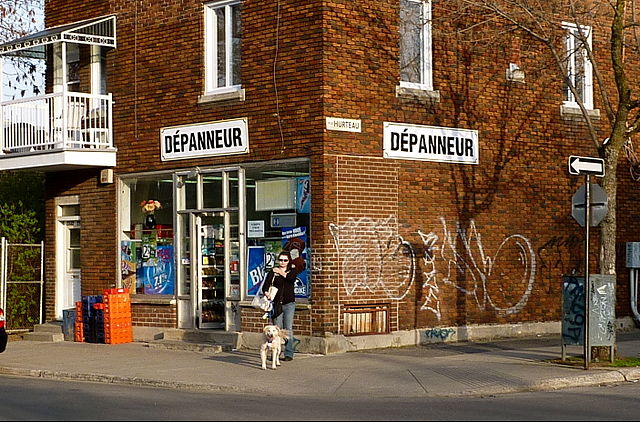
[1,1,637,350]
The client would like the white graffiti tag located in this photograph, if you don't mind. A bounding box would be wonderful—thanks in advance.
[418,218,536,319]
[329,216,415,300]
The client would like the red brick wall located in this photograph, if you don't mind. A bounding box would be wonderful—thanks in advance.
[44,169,118,321]
[317,0,634,332]
[241,307,312,337]
[131,304,177,328]
[41,0,640,335]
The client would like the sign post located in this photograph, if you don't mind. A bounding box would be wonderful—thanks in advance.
[584,175,592,369]
[568,155,606,370]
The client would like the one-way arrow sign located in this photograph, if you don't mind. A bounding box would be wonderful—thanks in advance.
[568,155,605,177]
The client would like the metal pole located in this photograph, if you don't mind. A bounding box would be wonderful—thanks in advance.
[39,241,44,325]
[0,237,6,312]
[584,175,591,370]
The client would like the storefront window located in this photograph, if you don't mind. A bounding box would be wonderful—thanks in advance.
[120,175,175,295]
[119,160,310,308]
[244,161,311,300]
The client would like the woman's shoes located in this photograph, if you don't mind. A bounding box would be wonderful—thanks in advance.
[283,356,293,361]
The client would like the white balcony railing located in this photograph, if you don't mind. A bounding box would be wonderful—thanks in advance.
[1,92,113,154]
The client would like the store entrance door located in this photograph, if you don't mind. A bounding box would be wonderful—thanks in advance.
[195,212,225,328]
[175,168,245,331]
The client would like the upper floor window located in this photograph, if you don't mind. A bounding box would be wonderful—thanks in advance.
[399,0,432,91]
[204,0,242,95]
[563,22,593,109]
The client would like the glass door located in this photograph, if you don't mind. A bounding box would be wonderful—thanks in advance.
[198,213,226,329]
[175,167,245,331]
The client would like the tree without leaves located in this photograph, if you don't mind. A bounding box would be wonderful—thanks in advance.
[431,0,640,277]
[0,0,43,98]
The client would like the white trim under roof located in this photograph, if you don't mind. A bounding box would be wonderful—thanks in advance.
[0,15,116,59]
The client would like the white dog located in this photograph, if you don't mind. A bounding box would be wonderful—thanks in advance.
[260,325,288,370]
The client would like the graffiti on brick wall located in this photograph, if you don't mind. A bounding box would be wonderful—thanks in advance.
[418,217,536,320]
[424,327,456,341]
[419,230,442,319]
[538,234,582,294]
[329,216,536,319]
[310,253,323,273]
[329,216,416,300]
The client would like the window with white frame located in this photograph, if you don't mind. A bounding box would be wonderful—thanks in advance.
[399,0,432,90]
[204,0,242,95]
[563,22,593,109]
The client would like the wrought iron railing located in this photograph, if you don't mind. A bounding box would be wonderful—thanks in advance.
[0,92,113,154]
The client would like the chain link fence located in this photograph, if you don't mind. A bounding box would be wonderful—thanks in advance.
[0,237,44,331]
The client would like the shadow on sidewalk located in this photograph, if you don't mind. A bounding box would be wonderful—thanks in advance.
[203,349,262,369]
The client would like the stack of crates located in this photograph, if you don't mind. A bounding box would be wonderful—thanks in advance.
[103,288,133,344]
[74,301,84,342]
[82,295,105,343]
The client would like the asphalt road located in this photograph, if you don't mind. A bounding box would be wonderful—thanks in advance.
[1,375,639,420]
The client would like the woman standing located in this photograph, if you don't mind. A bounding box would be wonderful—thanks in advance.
[262,250,297,361]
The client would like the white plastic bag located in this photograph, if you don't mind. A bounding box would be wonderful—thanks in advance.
[251,293,273,312]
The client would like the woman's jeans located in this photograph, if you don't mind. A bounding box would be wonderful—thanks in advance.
[274,302,296,358]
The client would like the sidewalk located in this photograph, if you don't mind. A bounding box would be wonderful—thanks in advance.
[1,331,639,398]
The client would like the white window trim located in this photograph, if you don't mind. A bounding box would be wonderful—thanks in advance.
[204,0,242,96]
[562,22,593,110]
[399,0,433,92]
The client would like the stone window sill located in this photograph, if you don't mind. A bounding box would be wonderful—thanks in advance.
[560,105,601,120]
[396,86,440,103]
[198,88,246,104]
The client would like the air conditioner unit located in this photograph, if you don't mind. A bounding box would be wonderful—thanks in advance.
[255,178,296,211]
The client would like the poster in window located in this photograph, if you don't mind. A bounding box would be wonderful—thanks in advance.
[264,240,281,270]
[296,176,311,214]
[120,241,137,294]
[281,226,310,298]
[247,246,266,296]
[143,245,175,295]
[137,233,157,292]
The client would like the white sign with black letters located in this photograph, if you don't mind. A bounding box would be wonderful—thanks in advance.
[247,220,265,238]
[326,117,362,133]
[383,122,479,165]
[161,118,249,161]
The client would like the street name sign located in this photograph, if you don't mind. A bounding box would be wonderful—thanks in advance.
[568,156,605,177]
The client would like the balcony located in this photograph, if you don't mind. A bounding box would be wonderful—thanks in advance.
[0,15,117,172]
[0,92,115,171]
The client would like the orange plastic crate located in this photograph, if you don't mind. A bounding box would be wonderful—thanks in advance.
[105,331,132,344]
[74,323,84,342]
[103,288,128,296]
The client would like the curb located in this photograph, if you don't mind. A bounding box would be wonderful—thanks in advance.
[528,370,627,392]
[0,366,260,394]
[1,365,638,397]
[618,367,640,381]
